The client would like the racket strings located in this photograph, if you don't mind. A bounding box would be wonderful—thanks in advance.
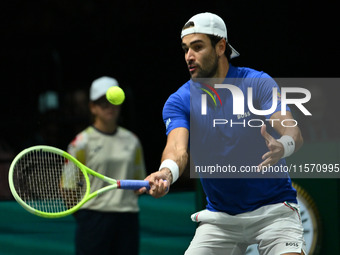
[12,150,87,213]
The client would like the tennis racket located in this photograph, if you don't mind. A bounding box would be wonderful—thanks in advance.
[8,145,150,218]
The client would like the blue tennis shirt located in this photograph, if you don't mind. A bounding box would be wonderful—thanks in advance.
[162,64,297,215]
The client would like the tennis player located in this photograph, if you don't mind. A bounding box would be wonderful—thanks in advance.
[68,76,146,255]
[142,13,306,255]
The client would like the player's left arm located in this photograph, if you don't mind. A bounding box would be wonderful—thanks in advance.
[259,111,303,168]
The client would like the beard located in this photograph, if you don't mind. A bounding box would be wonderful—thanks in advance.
[191,52,219,81]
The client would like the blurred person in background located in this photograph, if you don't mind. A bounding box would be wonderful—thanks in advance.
[68,76,146,255]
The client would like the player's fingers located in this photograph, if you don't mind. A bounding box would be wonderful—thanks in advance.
[146,174,158,190]
[146,178,167,198]
[264,142,284,159]
[259,153,283,169]
[135,187,147,195]
[258,157,274,169]
[148,187,166,198]
[159,179,169,193]
[141,176,155,194]
[260,149,282,169]
[152,179,168,194]
[144,171,170,198]
[262,150,272,160]
[260,125,274,143]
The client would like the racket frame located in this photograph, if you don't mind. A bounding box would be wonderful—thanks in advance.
[8,145,122,218]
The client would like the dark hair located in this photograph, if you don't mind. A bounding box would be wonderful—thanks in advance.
[182,21,194,30]
[207,34,232,61]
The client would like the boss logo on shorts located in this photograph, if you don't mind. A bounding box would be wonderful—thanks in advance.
[286,242,299,247]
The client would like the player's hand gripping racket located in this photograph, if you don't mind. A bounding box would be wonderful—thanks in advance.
[8,145,150,218]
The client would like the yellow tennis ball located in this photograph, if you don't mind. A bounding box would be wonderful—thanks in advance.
[106,86,125,105]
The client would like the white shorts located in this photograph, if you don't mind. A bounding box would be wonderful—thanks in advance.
[185,202,306,255]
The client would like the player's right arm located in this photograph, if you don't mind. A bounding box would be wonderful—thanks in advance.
[143,127,189,198]
[140,84,190,198]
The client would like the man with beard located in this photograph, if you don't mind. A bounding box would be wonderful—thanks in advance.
[140,13,306,255]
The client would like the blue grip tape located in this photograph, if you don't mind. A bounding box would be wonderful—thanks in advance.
[118,180,150,190]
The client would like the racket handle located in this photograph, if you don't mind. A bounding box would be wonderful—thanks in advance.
[118,180,150,190]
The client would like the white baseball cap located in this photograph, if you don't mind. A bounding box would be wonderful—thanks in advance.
[181,12,240,59]
[90,76,119,101]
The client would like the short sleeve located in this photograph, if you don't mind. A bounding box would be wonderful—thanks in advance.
[61,132,88,189]
[255,73,290,119]
[162,86,190,135]
[67,132,88,164]
[133,139,147,180]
